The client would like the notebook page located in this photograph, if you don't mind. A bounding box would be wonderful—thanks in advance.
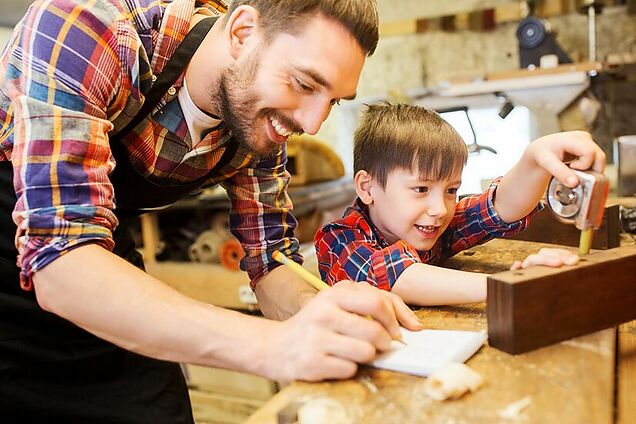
[370,329,487,377]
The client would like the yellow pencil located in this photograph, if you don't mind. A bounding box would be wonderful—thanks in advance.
[579,228,593,256]
[272,250,405,344]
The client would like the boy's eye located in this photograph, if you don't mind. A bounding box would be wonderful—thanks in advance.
[414,187,428,193]
[447,188,459,195]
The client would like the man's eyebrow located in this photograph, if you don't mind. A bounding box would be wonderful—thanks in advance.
[295,66,357,101]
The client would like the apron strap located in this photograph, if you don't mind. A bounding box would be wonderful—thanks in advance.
[111,16,218,143]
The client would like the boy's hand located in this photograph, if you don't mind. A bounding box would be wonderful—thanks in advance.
[526,131,606,187]
[510,247,579,270]
[267,281,422,382]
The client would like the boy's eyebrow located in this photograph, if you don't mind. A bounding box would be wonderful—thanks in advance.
[294,66,357,101]
[412,179,463,185]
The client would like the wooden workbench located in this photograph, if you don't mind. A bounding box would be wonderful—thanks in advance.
[246,238,636,424]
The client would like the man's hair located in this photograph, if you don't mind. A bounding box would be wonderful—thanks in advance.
[226,0,379,55]
[354,103,468,187]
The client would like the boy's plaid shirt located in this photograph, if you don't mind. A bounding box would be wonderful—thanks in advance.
[0,0,301,290]
[314,179,540,291]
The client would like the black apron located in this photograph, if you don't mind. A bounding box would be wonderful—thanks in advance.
[0,17,236,423]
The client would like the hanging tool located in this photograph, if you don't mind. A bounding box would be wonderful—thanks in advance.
[437,106,497,155]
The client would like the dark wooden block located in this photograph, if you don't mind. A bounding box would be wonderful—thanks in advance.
[487,245,636,354]
[511,204,620,250]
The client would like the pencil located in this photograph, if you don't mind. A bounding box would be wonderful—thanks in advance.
[579,228,593,256]
[272,250,405,344]
[272,250,329,292]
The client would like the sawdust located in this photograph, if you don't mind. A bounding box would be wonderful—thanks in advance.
[499,396,532,420]
[424,363,484,401]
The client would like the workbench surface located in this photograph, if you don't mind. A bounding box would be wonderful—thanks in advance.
[246,238,636,424]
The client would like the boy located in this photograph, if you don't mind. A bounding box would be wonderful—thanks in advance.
[314,104,605,306]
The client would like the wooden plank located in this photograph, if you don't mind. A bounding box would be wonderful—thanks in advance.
[487,245,636,354]
[379,19,418,37]
[617,319,636,424]
[246,302,614,424]
[145,261,258,311]
[511,204,620,249]
[495,2,524,23]
[485,61,603,81]
[140,213,160,263]
[536,0,569,17]
[186,365,277,401]
[189,389,265,424]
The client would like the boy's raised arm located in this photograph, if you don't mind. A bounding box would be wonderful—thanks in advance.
[493,131,606,224]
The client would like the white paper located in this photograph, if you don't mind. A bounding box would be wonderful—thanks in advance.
[370,329,487,377]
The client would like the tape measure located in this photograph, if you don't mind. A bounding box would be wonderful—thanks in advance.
[546,169,609,231]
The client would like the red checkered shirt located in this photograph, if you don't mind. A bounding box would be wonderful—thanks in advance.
[314,178,540,291]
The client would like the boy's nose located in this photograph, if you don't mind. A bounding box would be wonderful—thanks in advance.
[426,195,448,218]
[293,99,332,135]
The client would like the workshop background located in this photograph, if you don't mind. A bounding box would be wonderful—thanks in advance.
[1,1,635,423]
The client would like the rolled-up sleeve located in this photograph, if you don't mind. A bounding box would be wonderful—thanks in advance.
[442,177,542,257]
[315,221,420,291]
[2,0,133,289]
[223,145,301,287]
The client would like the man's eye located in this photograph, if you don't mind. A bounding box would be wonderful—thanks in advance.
[294,78,313,93]
[330,99,341,106]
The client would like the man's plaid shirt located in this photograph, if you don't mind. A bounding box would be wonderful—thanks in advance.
[0,0,301,290]
[314,179,539,291]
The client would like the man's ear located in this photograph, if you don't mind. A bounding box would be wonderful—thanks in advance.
[354,170,374,205]
[226,5,259,60]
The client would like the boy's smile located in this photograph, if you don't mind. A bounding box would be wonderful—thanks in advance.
[363,168,462,252]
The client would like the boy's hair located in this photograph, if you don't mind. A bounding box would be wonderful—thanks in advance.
[225,0,379,55]
[354,103,468,187]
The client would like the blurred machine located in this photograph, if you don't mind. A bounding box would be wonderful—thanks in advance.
[517,1,572,68]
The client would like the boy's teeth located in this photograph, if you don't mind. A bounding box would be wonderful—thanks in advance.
[416,225,436,232]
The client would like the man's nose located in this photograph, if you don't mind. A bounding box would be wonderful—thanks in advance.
[293,98,332,135]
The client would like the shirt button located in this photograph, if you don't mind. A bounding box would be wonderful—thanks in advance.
[152,75,157,82]
[168,86,176,96]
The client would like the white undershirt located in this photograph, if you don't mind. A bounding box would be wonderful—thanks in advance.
[178,77,221,149]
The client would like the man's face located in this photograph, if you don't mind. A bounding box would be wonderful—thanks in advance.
[367,168,463,252]
[216,14,365,156]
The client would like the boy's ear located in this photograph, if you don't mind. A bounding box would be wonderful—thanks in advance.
[226,6,259,60]
[354,170,374,205]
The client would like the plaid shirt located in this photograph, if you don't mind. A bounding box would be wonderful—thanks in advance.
[0,0,300,290]
[314,179,540,291]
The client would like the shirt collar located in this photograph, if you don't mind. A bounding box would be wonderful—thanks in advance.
[349,198,392,248]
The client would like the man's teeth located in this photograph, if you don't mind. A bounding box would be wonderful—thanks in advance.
[269,116,293,137]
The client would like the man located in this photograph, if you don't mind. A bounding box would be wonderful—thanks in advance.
[0,0,421,421]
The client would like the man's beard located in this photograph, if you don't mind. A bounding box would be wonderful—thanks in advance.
[214,52,279,158]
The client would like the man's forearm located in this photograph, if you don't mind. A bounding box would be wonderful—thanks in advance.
[253,265,317,320]
[33,244,280,378]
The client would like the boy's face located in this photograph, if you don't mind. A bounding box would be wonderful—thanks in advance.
[364,168,462,252]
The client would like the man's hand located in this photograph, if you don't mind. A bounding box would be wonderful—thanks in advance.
[510,247,579,270]
[263,281,421,382]
[526,131,606,188]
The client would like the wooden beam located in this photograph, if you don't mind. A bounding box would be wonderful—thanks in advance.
[511,204,620,250]
[618,320,636,424]
[487,245,636,354]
